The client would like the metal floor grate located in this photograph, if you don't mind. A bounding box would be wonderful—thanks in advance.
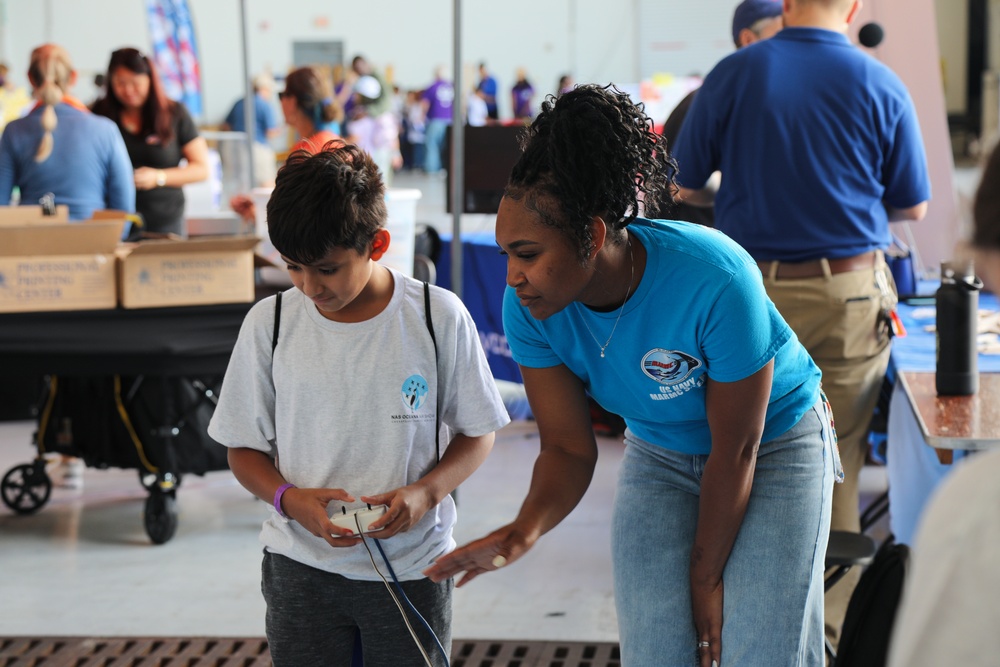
[451,639,621,667]
[0,637,621,667]
[0,637,272,667]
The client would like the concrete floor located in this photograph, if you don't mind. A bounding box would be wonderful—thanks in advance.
[0,417,892,643]
[0,417,623,642]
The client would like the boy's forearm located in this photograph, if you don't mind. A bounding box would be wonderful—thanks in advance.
[228,446,285,503]
[417,432,495,505]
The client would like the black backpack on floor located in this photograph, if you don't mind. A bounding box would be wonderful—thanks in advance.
[38,374,228,476]
[833,536,910,667]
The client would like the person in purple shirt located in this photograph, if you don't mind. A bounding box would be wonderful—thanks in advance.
[511,68,535,121]
[421,66,453,174]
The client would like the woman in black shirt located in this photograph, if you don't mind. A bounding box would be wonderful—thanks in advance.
[92,47,208,236]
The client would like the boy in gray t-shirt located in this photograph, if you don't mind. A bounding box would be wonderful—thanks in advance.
[208,144,509,666]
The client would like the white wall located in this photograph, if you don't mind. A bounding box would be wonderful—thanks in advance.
[935,0,968,115]
[637,1,736,79]
[0,0,651,124]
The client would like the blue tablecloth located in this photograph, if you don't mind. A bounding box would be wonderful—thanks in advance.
[890,290,1000,374]
[887,287,999,544]
[436,231,521,384]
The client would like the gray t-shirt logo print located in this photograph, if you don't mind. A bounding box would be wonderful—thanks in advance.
[402,375,430,410]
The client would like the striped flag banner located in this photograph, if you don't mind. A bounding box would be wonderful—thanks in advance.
[145,0,202,118]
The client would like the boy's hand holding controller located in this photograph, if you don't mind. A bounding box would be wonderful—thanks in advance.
[281,487,366,548]
[354,481,438,537]
[284,482,440,545]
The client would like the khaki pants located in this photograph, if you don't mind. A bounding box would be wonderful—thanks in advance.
[762,255,895,650]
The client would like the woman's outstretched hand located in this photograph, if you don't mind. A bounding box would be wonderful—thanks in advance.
[423,524,535,587]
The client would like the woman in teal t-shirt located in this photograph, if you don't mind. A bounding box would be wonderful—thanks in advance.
[426,84,839,667]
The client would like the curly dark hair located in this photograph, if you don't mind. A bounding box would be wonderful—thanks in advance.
[266,142,386,265]
[505,83,677,260]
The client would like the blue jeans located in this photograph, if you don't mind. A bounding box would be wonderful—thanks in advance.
[611,399,835,666]
[423,119,449,173]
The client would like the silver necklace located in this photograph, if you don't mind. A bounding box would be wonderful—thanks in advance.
[582,239,634,358]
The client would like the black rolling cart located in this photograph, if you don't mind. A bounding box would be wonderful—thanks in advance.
[0,301,255,544]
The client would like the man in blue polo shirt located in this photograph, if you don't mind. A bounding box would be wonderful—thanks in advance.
[222,72,281,186]
[671,0,931,651]
[660,0,784,227]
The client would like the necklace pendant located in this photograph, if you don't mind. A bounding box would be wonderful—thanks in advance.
[600,349,606,358]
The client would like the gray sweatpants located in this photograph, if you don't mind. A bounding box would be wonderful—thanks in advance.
[262,550,453,667]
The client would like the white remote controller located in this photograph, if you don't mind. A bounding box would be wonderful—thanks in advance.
[329,504,388,535]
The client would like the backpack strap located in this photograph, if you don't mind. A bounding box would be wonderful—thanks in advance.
[424,282,440,463]
[272,291,282,355]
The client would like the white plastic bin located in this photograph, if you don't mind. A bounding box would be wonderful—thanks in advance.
[181,149,223,219]
[382,189,422,277]
[250,186,291,286]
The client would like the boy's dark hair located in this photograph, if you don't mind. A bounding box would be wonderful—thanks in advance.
[267,143,387,265]
[505,83,677,260]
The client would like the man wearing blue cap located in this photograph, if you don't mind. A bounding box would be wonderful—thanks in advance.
[731,0,786,46]
[672,0,930,654]
[660,0,783,227]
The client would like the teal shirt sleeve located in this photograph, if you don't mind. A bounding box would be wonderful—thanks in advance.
[701,260,791,383]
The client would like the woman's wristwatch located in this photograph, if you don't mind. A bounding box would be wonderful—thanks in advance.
[155,170,166,187]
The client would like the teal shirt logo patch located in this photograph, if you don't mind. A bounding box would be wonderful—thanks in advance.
[642,349,702,385]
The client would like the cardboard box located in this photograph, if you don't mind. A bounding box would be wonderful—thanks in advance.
[0,220,122,313]
[0,204,70,226]
[117,235,259,309]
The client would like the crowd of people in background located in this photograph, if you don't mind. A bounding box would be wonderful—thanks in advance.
[0,44,570,200]
[223,58,562,179]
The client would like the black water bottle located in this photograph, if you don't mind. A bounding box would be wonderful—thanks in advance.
[935,260,982,395]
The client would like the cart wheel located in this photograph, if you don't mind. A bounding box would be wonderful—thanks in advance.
[139,471,182,492]
[2,462,53,515]
[144,490,178,544]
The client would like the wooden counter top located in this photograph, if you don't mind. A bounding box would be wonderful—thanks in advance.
[898,372,1000,452]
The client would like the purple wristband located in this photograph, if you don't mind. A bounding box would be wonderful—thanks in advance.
[273,483,296,518]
